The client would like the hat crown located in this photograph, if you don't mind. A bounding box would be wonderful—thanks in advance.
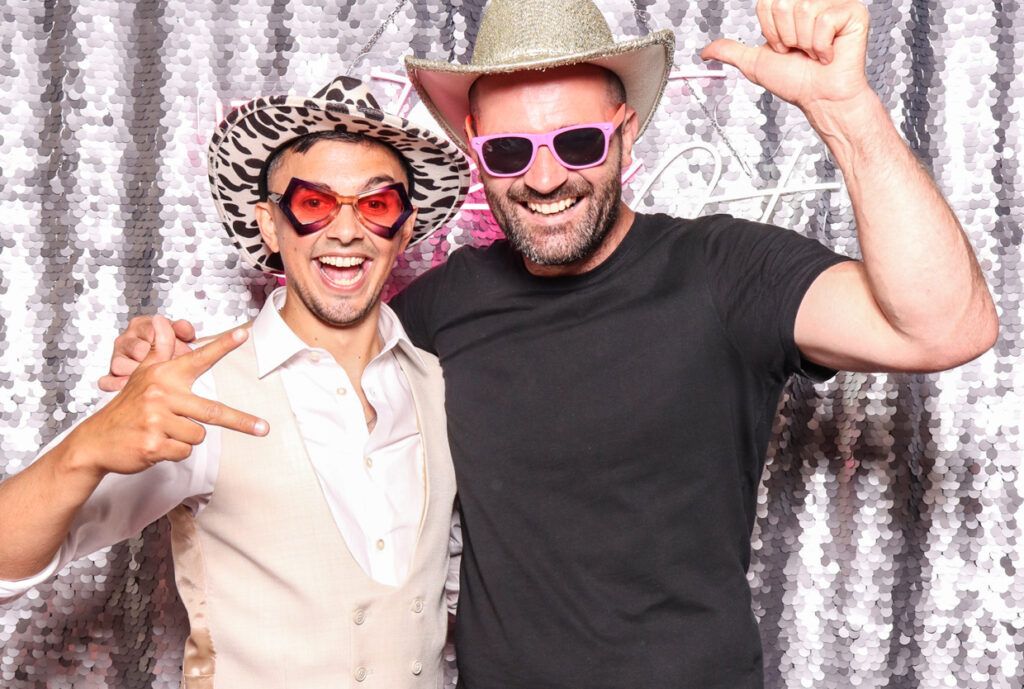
[311,75,383,110]
[471,0,614,67]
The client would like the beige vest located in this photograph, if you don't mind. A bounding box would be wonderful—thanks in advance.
[168,335,456,689]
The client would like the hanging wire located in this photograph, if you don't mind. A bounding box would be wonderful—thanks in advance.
[346,0,411,75]
[628,0,757,179]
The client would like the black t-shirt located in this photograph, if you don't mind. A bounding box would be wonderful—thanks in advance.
[391,213,849,689]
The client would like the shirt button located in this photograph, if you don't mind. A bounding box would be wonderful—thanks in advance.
[365,456,373,468]
[353,609,365,625]
[411,661,423,675]
[354,666,367,682]
[309,352,320,362]
[337,387,347,396]
[411,598,423,613]
[376,539,385,551]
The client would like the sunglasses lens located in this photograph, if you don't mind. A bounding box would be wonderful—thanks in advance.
[553,127,607,168]
[288,185,339,225]
[356,188,409,229]
[481,136,534,175]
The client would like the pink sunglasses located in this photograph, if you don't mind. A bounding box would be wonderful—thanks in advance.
[469,104,627,177]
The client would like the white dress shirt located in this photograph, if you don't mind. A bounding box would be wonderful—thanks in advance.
[0,287,460,606]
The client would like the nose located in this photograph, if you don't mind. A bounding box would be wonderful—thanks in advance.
[322,202,365,243]
[522,144,569,195]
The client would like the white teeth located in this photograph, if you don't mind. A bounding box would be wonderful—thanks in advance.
[318,255,365,287]
[527,197,577,215]
[318,255,364,267]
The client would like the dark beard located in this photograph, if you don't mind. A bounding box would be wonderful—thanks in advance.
[484,159,622,267]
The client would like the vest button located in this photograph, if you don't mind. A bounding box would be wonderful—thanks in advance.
[411,661,423,675]
[353,609,366,625]
[411,598,424,613]
[355,666,367,682]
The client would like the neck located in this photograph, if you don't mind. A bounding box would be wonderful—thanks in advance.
[278,292,384,378]
[523,202,635,278]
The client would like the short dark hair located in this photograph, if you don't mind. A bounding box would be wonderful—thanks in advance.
[467,65,627,122]
[258,130,416,200]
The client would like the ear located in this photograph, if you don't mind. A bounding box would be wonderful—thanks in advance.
[464,115,481,168]
[254,201,282,254]
[619,105,640,169]
[395,208,418,254]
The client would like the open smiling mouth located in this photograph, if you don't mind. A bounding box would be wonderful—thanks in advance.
[524,197,581,216]
[317,255,366,287]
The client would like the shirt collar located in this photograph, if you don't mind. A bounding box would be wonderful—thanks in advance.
[251,286,425,378]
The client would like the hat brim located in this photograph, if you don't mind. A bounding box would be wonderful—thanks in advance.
[405,30,675,153]
[208,95,470,273]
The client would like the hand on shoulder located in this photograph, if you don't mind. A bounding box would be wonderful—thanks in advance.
[99,314,198,391]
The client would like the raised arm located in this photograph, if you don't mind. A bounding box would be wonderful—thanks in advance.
[702,0,997,373]
[0,318,267,582]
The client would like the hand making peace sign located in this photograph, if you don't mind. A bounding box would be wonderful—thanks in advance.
[68,316,268,479]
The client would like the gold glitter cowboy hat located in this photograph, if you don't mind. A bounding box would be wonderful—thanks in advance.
[405,0,675,152]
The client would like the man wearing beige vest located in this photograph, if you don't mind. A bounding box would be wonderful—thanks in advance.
[0,76,470,688]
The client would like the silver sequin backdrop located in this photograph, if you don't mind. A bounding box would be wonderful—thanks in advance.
[1,1,1022,687]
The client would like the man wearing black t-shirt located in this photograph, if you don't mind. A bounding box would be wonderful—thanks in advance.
[392,3,995,685]
[109,0,997,687]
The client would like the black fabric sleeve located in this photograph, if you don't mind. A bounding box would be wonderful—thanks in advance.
[699,215,852,381]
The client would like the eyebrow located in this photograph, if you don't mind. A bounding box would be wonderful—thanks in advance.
[290,175,400,195]
[361,174,399,191]
[318,174,401,194]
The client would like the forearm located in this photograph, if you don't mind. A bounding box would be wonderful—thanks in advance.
[806,90,997,359]
[0,437,104,580]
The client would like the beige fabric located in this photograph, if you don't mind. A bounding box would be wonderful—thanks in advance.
[170,334,455,688]
[168,505,215,689]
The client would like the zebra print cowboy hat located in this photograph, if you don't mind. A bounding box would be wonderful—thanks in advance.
[405,0,675,152]
[207,75,470,273]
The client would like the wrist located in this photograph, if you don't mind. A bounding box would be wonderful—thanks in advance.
[50,427,107,486]
[802,89,896,167]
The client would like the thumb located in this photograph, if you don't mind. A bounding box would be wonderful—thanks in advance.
[701,39,764,83]
[142,315,176,366]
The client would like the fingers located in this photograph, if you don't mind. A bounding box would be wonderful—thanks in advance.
[148,437,197,463]
[97,373,130,393]
[756,0,864,64]
[181,328,251,381]
[757,0,783,52]
[812,11,839,64]
[172,339,196,359]
[110,315,194,379]
[701,39,764,85]
[173,392,269,437]
[110,339,151,375]
[163,414,209,447]
[141,315,177,366]
[172,319,197,343]
[109,316,157,379]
